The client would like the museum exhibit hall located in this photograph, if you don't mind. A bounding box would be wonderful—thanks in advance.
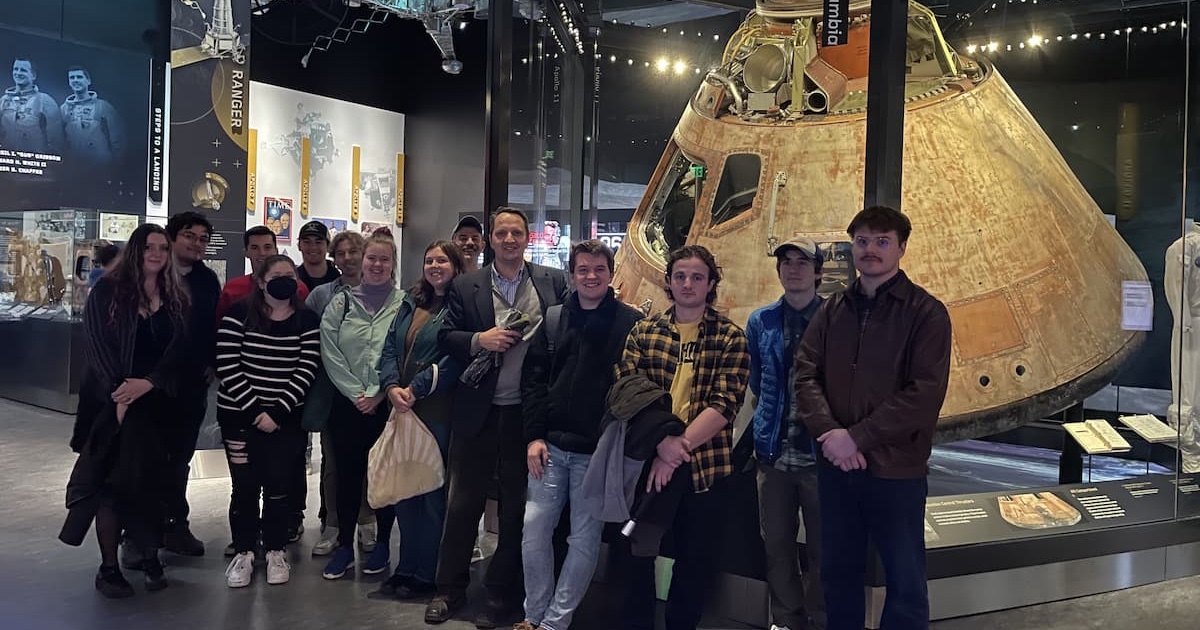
[2,0,1200,629]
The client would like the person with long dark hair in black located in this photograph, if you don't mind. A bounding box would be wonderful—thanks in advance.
[216,254,321,588]
[62,223,190,598]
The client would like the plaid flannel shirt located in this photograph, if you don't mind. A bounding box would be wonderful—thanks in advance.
[615,305,751,492]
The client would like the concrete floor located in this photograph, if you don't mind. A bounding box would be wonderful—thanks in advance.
[1,396,1198,630]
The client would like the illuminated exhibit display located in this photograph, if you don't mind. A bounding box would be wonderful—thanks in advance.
[611,0,1150,440]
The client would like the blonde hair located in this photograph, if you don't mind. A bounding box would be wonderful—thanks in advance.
[365,230,398,280]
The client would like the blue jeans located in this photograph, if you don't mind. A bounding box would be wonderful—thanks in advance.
[817,461,929,630]
[392,415,451,583]
[522,444,603,630]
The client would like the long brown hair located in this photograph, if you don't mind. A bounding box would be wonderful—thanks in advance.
[409,240,465,309]
[106,223,189,325]
[242,254,306,333]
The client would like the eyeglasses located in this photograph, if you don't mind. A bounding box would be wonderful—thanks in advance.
[179,231,210,244]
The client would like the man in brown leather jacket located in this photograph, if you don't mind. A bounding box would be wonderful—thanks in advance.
[794,205,952,630]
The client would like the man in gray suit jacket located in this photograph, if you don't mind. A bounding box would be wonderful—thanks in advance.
[427,207,569,628]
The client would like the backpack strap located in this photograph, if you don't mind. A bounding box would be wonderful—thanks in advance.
[544,303,565,357]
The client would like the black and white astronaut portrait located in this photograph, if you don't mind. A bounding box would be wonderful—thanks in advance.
[61,66,124,164]
[0,58,63,153]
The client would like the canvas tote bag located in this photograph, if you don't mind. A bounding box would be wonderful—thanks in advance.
[367,366,445,508]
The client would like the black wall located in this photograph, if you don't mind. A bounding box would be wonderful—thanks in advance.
[0,0,159,54]
[251,7,488,282]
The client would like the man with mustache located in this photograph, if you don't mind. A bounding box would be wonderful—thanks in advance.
[452,215,484,272]
[793,205,952,630]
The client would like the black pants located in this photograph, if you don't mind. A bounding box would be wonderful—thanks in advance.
[818,462,929,630]
[621,476,728,630]
[435,404,527,606]
[219,409,306,552]
[327,394,389,549]
[163,379,208,526]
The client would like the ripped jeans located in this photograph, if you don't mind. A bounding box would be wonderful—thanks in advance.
[218,409,307,553]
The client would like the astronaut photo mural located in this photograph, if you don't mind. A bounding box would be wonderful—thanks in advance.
[611,0,1150,440]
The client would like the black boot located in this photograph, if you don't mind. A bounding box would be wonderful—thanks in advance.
[163,522,205,556]
[95,565,134,599]
[142,553,168,591]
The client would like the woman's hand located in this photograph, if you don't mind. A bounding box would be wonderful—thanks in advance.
[387,386,415,413]
[355,393,385,415]
[253,413,279,433]
[111,378,153,405]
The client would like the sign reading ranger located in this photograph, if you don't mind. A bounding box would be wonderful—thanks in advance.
[824,0,851,46]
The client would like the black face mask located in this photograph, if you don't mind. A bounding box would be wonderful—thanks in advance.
[266,276,298,300]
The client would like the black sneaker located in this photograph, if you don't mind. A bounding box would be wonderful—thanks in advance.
[142,555,168,592]
[286,522,304,544]
[163,524,205,556]
[224,541,236,557]
[377,573,411,597]
[473,600,522,629]
[396,578,437,600]
[95,565,134,599]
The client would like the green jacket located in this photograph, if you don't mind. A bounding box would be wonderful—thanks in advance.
[320,283,405,400]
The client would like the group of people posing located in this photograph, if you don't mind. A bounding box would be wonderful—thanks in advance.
[63,203,951,630]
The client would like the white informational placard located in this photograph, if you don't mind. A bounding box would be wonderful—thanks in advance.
[1120,280,1154,331]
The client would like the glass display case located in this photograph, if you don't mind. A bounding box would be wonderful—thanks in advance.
[0,208,141,412]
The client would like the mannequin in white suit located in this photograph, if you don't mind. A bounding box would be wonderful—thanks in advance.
[1164,224,1200,473]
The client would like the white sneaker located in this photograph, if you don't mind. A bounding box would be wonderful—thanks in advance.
[225,551,255,588]
[312,526,339,556]
[770,625,791,630]
[357,522,377,553]
[265,550,290,585]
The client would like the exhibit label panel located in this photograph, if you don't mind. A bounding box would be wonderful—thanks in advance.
[923,473,1200,549]
[169,0,251,283]
[247,82,406,271]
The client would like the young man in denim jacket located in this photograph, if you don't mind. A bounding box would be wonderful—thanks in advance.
[747,236,826,630]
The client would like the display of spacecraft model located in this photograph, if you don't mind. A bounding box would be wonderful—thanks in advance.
[611,0,1150,440]
[301,0,480,74]
[174,0,248,68]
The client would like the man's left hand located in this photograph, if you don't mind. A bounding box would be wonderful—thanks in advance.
[818,428,860,463]
[655,435,691,468]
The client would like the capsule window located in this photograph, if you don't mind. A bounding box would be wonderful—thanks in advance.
[643,148,702,264]
[711,153,761,226]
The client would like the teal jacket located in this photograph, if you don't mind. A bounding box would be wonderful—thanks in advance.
[378,292,460,397]
[320,284,405,400]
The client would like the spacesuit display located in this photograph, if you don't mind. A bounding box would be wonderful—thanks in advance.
[0,59,62,153]
[1164,225,1200,473]
[61,91,123,164]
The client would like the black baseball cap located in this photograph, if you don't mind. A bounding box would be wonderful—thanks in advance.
[453,215,484,234]
[298,220,330,241]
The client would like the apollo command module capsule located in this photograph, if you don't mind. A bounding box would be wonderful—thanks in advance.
[611,0,1149,441]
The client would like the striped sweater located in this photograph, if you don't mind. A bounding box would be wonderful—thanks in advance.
[216,300,322,420]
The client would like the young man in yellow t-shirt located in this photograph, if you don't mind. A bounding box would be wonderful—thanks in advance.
[614,244,750,630]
